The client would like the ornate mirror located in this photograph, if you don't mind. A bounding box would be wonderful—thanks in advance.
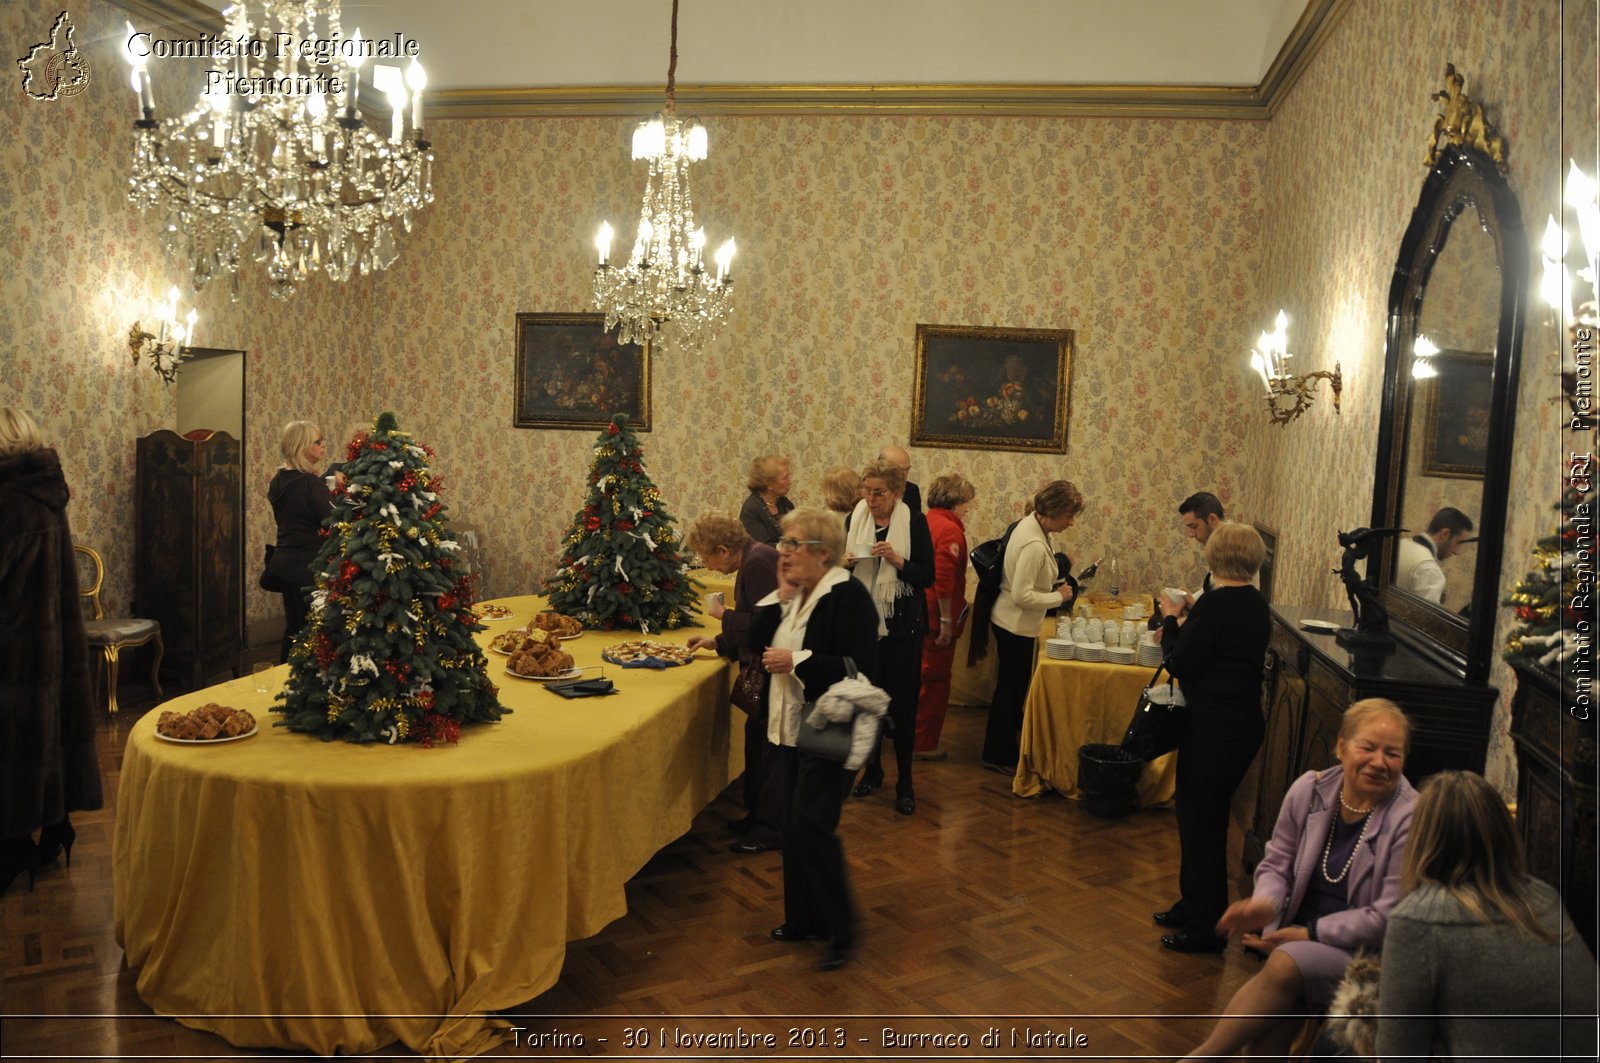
[1371,68,1526,683]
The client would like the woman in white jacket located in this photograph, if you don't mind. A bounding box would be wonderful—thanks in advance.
[981,480,1083,770]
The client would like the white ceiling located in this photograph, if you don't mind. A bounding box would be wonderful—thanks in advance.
[189,0,1312,93]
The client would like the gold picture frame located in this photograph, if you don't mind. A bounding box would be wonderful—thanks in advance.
[910,323,1073,453]
[513,312,651,431]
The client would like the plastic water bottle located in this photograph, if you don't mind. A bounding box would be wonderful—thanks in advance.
[1107,557,1121,597]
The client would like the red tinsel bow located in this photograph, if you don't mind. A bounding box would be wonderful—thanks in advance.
[585,515,602,531]
[607,424,620,436]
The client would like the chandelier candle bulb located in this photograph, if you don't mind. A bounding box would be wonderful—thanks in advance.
[596,223,614,267]
[385,84,406,143]
[406,58,426,134]
[343,28,364,117]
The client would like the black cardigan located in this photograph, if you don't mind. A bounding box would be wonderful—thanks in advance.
[1160,584,1270,715]
[750,576,881,699]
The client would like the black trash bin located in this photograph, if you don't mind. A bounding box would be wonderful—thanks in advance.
[1077,743,1143,819]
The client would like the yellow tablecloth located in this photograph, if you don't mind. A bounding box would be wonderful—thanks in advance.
[1013,652,1176,807]
[113,595,737,1060]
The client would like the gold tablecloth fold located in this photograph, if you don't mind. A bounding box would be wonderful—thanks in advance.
[1014,654,1177,806]
[113,595,736,1060]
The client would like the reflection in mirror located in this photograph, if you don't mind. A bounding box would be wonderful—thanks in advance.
[1374,135,1525,682]
[1393,208,1498,615]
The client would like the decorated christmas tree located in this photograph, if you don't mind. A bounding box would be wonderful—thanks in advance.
[1503,480,1594,694]
[544,414,699,631]
[277,412,506,745]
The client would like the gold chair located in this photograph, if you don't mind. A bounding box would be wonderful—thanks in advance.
[74,545,163,715]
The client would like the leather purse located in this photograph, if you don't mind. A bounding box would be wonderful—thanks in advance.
[1121,664,1187,760]
[794,656,859,762]
[729,657,765,714]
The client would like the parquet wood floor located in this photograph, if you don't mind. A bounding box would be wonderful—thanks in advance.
[2,700,1261,1060]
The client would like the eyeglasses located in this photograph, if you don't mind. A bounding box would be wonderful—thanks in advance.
[314,438,325,445]
[776,538,822,553]
[864,488,894,499]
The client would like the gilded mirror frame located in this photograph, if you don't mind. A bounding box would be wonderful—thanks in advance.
[1371,142,1526,682]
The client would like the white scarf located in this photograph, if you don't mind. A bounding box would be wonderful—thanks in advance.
[847,498,913,637]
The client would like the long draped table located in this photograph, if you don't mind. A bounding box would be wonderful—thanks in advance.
[113,595,737,1059]
[1013,652,1177,807]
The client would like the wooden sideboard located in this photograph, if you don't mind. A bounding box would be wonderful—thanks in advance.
[1244,604,1498,868]
[1508,660,1597,953]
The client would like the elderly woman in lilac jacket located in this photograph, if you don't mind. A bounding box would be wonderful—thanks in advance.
[1181,698,1418,1062]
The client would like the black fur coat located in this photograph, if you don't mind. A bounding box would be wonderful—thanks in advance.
[0,448,102,838]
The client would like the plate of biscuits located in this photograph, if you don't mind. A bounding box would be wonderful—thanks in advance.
[601,640,708,668]
[532,611,584,639]
[156,703,258,743]
[474,604,516,621]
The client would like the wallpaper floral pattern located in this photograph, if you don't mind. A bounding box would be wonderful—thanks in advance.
[1246,0,1595,792]
[5,0,1592,803]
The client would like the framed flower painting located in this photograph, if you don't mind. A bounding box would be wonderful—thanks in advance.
[910,324,1073,453]
[513,313,651,431]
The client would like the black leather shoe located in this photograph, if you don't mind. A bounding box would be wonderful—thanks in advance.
[1160,931,1227,954]
[895,795,916,816]
[729,840,775,854]
[1152,904,1187,929]
[851,767,884,798]
[818,944,852,971]
[770,924,826,943]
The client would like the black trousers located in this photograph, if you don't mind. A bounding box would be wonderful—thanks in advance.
[1175,704,1265,934]
[742,710,785,847]
[780,745,857,946]
[981,625,1034,767]
[862,635,923,797]
[278,583,311,664]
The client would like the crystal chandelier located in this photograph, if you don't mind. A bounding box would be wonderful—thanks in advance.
[123,1,433,299]
[592,0,735,352]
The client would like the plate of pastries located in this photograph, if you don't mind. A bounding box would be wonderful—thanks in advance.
[532,611,584,639]
[601,639,707,668]
[504,637,579,680]
[489,628,557,655]
[156,703,258,743]
[474,603,516,621]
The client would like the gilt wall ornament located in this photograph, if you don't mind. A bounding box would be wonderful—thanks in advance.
[1424,63,1507,172]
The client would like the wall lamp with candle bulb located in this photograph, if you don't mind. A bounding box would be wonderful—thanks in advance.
[1540,160,1598,425]
[127,287,199,385]
[1248,309,1343,425]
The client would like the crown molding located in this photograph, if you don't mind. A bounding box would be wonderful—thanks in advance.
[111,0,1347,121]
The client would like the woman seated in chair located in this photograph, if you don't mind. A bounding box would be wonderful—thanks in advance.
[1181,698,1417,1061]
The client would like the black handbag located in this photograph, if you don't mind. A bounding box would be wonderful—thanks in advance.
[1121,664,1187,761]
[794,656,859,762]
[729,657,765,714]
[258,544,287,592]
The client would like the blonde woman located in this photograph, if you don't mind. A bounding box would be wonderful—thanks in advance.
[266,421,332,662]
[1377,771,1597,1059]
[740,454,795,546]
[821,466,862,518]
[0,408,101,895]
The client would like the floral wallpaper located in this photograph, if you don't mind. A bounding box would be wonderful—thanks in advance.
[6,0,1593,804]
[1246,0,1595,793]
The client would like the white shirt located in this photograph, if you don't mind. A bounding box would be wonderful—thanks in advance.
[759,565,850,747]
[1397,535,1446,603]
[990,513,1063,638]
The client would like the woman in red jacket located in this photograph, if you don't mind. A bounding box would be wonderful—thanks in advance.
[914,474,975,759]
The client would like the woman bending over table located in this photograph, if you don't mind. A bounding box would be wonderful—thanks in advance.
[1182,698,1416,1060]
[1154,521,1271,953]
[685,514,783,854]
[981,480,1082,772]
[1376,770,1596,1060]
[750,508,880,971]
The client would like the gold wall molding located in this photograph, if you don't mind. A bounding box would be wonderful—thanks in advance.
[113,0,1347,121]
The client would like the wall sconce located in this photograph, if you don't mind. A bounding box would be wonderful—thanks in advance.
[1248,309,1343,425]
[127,287,198,385]
[1542,160,1598,424]
[1412,334,1440,379]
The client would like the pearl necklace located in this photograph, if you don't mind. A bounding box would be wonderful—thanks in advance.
[1339,792,1374,816]
[1322,804,1374,885]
